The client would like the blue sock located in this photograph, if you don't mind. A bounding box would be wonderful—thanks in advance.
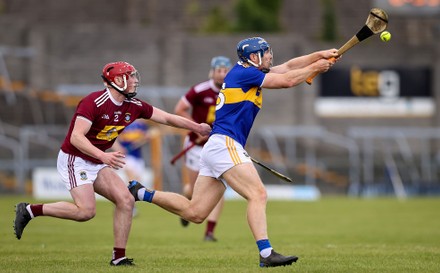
[257,239,273,258]
[257,239,272,251]
[140,188,155,203]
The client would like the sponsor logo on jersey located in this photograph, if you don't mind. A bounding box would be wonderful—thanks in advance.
[101,114,110,120]
[97,125,125,141]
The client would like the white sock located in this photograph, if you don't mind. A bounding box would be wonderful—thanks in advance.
[138,188,146,201]
[260,247,273,258]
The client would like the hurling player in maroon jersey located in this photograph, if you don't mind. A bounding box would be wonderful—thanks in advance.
[174,56,231,241]
[13,61,211,266]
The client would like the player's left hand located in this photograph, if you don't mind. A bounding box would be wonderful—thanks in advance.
[321,48,339,59]
[101,151,126,170]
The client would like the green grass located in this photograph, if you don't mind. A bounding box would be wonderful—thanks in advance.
[1,196,439,272]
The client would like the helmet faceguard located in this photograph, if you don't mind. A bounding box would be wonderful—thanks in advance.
[236,37,272,72]
[101,61,140,99]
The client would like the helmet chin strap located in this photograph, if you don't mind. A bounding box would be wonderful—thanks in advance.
[247,52,262,68]
[102,75,137,99]
[120,89,137,99]
[248,52,270,73]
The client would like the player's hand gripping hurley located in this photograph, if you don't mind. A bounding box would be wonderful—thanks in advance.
[306,8,388,85]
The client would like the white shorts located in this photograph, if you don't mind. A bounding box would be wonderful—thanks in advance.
[57,150,108,190]
[199,134,251,180]
[183,136,203,172]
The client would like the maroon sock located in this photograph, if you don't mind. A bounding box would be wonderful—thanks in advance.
[30,204,43,217]
[112,247,126,260]
[205,220,217,236]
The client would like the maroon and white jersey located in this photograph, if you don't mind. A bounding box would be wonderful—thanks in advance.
[61,89,153,164]
[182,79,219,144]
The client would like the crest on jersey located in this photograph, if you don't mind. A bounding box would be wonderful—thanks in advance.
[216,92,226,111]
[124,113,132,123]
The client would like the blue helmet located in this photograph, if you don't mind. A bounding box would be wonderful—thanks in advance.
[211,56,232,69]
[236,37,271,66]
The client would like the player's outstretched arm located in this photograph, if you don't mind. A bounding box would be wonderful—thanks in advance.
[263,58,335,89]
[271,49,338,74]
[150,107,211,136]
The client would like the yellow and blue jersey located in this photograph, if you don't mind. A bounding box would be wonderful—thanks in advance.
[118,120,149,158]
[212,62,265,147]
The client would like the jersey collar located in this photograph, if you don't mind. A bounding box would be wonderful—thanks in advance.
[106,88,124,106]
[209,79,220,93]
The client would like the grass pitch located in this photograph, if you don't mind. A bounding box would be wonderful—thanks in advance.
[1,195,439,273]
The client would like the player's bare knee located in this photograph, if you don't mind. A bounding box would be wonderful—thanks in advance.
[77,207,96,221]
[119,197,135,212]
[124,194,135,207]
[189,216,205,224]
[258,187,268,202]
[247,186,267,203]
[115,191,135,209]
[185,210,206,224]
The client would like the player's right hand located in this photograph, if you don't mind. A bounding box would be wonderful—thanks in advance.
[314,58,335,73]
[198,123,212,136]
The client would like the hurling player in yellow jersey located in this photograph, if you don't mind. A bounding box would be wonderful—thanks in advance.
[129,37,338,267]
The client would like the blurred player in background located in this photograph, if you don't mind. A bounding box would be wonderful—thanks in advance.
[13,61,211,266]
[129,37,338,267]
[112,119,152,217]
[174,56,231,241]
